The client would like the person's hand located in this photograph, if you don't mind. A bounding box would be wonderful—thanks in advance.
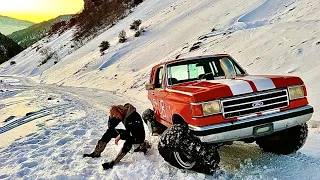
[102,161,115,170]
[83,153,100,158]
[115,135,121,145]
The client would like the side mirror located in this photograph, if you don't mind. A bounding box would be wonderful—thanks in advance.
[145,84,155,90]
[220,58,236,79]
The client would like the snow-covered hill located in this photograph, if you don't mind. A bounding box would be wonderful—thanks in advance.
[1,0,320,178]
[2,0,319,126]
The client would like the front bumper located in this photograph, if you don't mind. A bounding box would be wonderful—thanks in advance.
[189,105,314,143]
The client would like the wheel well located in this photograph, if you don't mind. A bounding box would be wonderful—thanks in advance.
[172,114,187,125]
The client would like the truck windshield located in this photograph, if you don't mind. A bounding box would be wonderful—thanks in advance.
[167,56,246,85]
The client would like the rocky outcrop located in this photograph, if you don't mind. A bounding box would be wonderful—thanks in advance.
[84,0,104,10]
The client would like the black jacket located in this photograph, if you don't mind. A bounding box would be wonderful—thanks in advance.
[108,104,145,143]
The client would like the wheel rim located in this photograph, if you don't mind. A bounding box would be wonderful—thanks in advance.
[173,151,195,169]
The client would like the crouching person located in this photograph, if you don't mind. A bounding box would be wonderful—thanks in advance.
[83,103,150,170]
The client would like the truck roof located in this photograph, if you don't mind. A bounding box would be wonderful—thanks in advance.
[156,54,230,67]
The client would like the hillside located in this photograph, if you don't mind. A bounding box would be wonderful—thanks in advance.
[73,0,144,42]
[1,0,319,126]
[1,0,320,179]
[0,32,24,64]
[8,15,72,48]
[0,15,34,35]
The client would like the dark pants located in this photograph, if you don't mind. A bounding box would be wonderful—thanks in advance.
[100,128,143,153]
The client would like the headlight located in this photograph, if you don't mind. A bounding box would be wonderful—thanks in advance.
[202,100,221,116]
[288,85,305,100]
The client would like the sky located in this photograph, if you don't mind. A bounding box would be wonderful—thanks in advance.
[0,0,84,23]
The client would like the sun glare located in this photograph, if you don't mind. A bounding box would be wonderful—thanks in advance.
[0,0,33,12]
[0,0,84,23]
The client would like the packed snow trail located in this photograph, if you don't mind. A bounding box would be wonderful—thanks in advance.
[0,77,320,179]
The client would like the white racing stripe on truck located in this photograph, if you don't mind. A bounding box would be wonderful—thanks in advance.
[166,88,193,96]
[208,79,253,95]
[236,76,276,91]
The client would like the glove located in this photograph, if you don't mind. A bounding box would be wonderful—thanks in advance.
[83,153,100,158]
[102,161,115,170]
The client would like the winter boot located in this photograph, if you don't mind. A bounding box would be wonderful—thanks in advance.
[134,140,151,154]
[83,140,107,158]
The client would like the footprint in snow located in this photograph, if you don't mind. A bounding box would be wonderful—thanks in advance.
[39,139,50,145]
[21,161,38,169]
[37,146,49,152]
[73,129,86,136]
[17,168,30,177]
[23,139,41,145]
[45,149,55,157]
[0,174,9,179]
[17,157,28,163]
[56,138,73,146]
[27,144,40,150]
[30,152,47,158]
[44,130,51,136]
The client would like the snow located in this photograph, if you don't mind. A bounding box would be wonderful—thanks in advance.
[1,0,320,179]
[1,0,319,126]
[1,76,320,179]
[238,0,296,29]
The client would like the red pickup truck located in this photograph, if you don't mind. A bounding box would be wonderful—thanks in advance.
[142,54,313,174]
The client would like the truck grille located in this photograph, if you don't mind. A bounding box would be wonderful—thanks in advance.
[221,89,289,119]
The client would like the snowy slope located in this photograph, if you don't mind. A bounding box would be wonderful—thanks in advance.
[1,0,320,178]
[0,77,320,179]
[1,0,319,125]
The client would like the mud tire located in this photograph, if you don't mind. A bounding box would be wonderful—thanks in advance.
[158,124,220,174]
[256,123,308,155]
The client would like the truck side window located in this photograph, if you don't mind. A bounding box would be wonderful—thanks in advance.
[155,67,164,89]
[234,66,242,74]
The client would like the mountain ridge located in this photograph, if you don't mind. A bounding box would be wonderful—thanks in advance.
[8,15,72,48]
[0,15,34,35]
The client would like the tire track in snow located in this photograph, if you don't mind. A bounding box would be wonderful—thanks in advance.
[0,79,196,179]
[0,104,73,134]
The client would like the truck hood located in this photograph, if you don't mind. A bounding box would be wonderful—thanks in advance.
[167,75,303,102]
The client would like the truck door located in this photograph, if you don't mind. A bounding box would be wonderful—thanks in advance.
[151,67,169,122]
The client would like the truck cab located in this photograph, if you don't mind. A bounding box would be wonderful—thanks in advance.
[146,54,313,143]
